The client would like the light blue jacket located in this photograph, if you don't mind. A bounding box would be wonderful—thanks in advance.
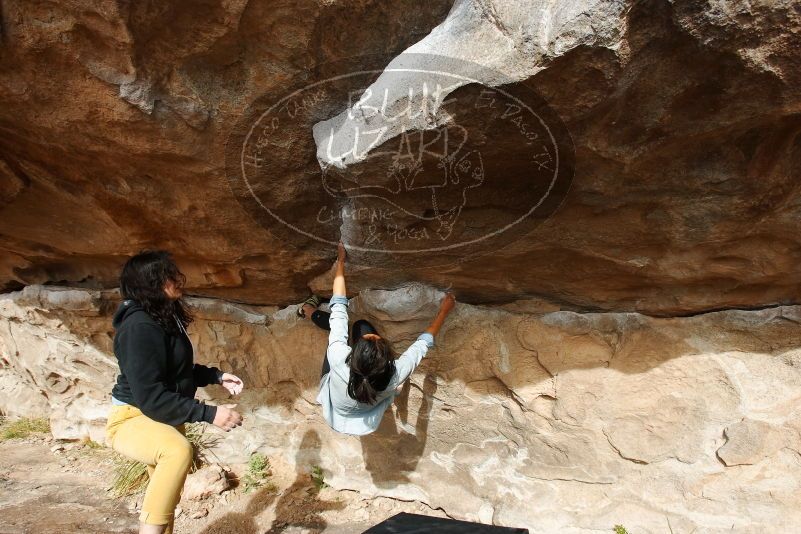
[316,295,434,435]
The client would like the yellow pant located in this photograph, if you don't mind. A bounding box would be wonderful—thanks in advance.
[106,405,193,532]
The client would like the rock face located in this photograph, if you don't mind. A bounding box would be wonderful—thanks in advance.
[1,0,800,314]
[0,286,119,439]
[716,419,784,467]
[2,285,801,532]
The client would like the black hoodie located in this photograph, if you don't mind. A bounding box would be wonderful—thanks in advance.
[110,300,220,426]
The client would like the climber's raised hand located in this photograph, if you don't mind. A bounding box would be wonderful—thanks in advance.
[333,241,347,297]
[439,292,456,315]
[425,291,456,337]
[337,241,347,264]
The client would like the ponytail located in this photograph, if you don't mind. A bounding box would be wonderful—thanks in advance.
[347,371,379,405]
[347,337,395,404]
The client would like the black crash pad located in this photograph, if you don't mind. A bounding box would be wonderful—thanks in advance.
[363,512,529,533]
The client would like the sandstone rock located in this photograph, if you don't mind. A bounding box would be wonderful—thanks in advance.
[6,13,801,531]
[313,0,626,168]
[0,289,118,441]
[0,368,49,418]
[2,285,801,531]
[0,1,799,314]
[182,465,231,502]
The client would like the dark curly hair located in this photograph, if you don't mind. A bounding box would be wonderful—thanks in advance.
[346,337,396,404]
[119,250,192,335]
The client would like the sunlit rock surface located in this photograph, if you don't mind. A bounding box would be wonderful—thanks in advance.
[1,286,800,532]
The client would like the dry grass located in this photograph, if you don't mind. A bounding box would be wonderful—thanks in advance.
[109,422,220,498]
[109,454,149,498]
[0,417,50,440]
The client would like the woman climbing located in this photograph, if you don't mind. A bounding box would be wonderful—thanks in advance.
[300,242,456,435]
[106,250,244,534]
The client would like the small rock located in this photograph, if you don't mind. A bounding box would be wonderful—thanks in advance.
[50,445,65,453]
[190,508,208,519]
[182,465,231,501]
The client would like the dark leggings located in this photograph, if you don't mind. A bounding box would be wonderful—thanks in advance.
[313,309,377,377]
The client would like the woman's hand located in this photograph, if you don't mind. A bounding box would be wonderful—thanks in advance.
[212,404,242,431]
[439,292,456,315]
[220,373,244,395]
[333,241,347,296]
[425,292,456,337]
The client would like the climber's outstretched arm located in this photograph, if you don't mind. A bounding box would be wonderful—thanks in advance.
[390,292,456,390]
[425,292,456,337]
[332,241,346,297]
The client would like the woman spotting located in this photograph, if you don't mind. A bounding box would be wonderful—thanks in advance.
[106,251,244,534]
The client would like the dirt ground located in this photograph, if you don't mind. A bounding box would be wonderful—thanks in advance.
[0,433,447,534]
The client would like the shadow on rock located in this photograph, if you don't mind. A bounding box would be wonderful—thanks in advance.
[360,374,437,488]
[198,484,277,534]
[266,429,346,533]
